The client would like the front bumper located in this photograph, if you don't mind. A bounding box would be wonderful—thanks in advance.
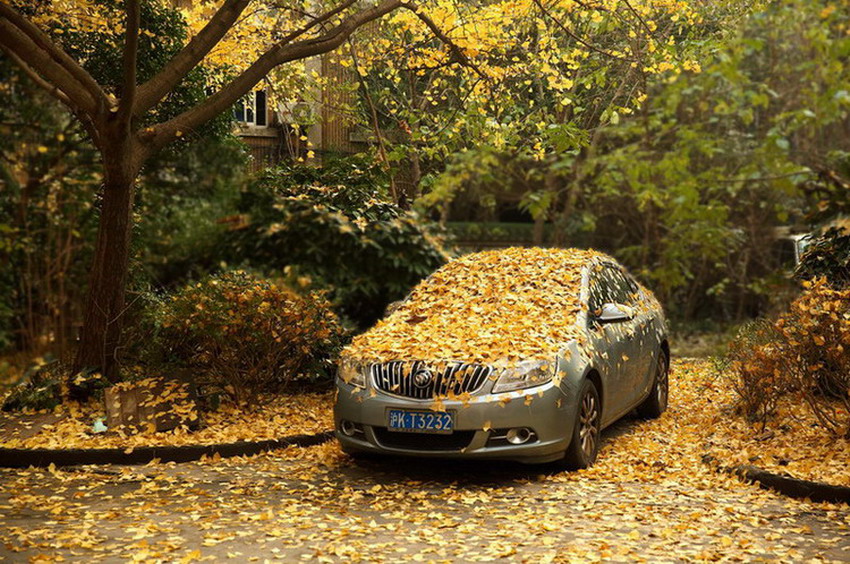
[333,381,576,464]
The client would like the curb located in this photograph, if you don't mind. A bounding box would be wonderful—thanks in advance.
[702,454,850,504]
[0,430,335,468]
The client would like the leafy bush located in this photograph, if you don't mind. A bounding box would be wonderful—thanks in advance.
[795,227,850,288]
[727,278,850,436]
[2,359,63,412]
[142,271,346,406]
[225,158,449,327]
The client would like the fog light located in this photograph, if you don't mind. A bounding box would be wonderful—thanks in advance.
[506,427,532,445]
[340,420,358,436]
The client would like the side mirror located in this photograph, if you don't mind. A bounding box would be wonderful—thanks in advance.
[595,303,634,324]
[384,300,403,317]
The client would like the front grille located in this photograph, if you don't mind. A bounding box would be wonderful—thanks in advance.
[373,428,475,451]
[371,361,492,399]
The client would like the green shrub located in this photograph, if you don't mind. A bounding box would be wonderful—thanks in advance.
[795,227,850,288]
[224,158,449,328]
[142,271,345,405]
[2,358,63,412]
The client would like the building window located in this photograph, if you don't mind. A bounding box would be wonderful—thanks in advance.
[233,90,268,126]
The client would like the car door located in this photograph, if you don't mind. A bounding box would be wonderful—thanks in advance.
[609,269,656,406]
[586,263,635,420]
[620,271,657,402]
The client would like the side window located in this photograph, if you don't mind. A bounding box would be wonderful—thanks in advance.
[588,267,615,314]
[622,272,641,305]
[588,265,637,313]
[607,269,634,305]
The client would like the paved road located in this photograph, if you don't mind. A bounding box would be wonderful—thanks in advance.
[1,416,849,562]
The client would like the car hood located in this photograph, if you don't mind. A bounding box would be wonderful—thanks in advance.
[345,247,606,366]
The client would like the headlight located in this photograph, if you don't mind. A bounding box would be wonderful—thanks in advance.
[338,357,367,388]
[492,359,555,393]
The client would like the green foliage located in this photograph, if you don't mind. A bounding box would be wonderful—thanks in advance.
[0,56,101,351]
[47,0,231,143]
[447,222,553,246]
[589,0,849,319]
[138,271,346,405]
[0,0,244,354]
[226,158,449,327]
[420,0,848,322]
[1,359,63,412]
[133,136,247,288]
[795,228,850,288]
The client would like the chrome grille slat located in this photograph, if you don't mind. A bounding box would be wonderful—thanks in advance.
[371,361,492,399]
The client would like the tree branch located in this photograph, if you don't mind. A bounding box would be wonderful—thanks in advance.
[278,0,360,42]
[0,42,102,150]
[0,3,108,115]
[531,0,631,62]
[141,0,404,155]
[0,43,72,107]
[0,18,100,116]
[118,0,141,121]
[400,3,489,81]
[133,0,252,116]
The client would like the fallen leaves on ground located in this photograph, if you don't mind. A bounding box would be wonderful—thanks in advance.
[704,393,850,487]
[0,392,333,450]
[1,359,849,562]
[575,358,850,488]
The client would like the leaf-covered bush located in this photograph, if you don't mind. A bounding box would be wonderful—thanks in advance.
[795,227,850,289]
[225,158,449,327]
[727,278,850,436]
[141,271,346,406]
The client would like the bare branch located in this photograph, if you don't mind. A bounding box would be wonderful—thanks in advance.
[0,3,108,115]
[141,0,404,155]
[118,0,141,120]
[134,0,252,116]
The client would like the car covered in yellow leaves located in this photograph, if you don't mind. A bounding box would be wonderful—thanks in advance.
[334,247,669,468]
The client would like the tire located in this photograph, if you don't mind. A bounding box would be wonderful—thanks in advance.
[637,348,669,419]
[561,379,601,470]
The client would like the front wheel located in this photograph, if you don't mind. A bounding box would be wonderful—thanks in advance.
[637,349,669,419]
[561,379,601,470]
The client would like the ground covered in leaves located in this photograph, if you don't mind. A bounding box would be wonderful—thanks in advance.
[0,392,333,450]
[1,359,849,561]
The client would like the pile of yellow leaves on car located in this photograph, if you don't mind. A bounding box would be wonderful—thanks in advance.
[346,247,608,365]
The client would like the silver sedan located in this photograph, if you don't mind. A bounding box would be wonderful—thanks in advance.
[334,249,669,468]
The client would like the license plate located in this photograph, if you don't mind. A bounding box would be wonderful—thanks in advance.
[387,409,453,434]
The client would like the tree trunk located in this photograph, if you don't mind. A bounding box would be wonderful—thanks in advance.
[72,143,137,383]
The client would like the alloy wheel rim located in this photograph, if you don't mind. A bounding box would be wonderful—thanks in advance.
[579,392,599,459]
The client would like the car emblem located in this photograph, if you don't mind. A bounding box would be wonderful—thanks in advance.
[412,368,433,388]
